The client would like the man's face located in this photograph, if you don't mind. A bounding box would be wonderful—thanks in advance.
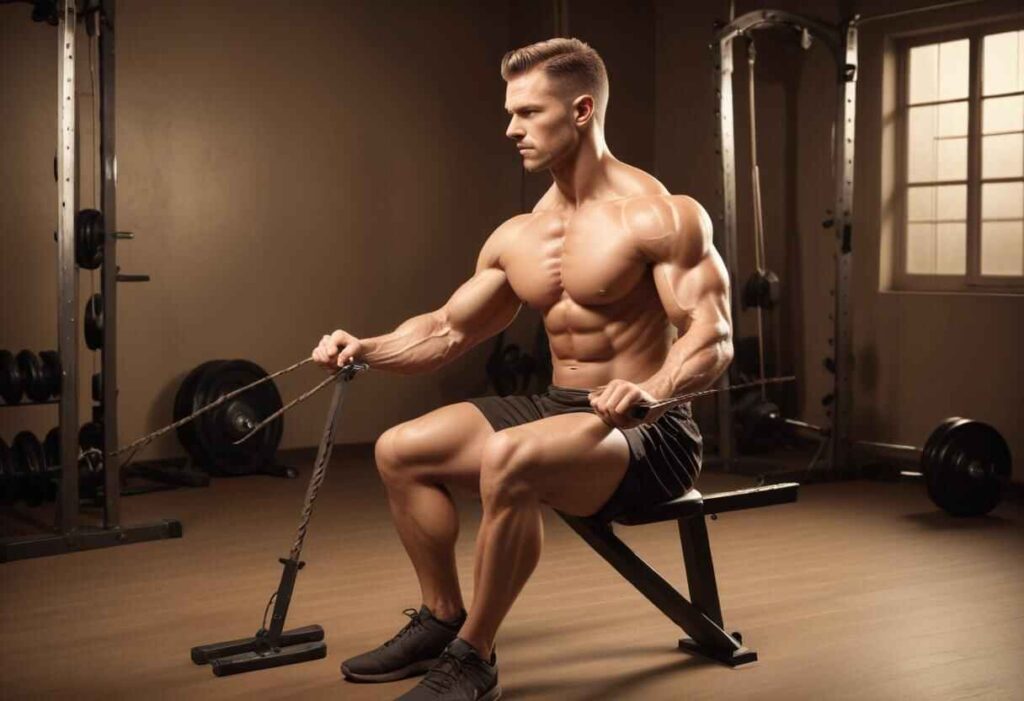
[504,70,581,173]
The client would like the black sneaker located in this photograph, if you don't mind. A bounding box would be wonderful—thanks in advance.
[341,606,465,682]
[395,638,501,700]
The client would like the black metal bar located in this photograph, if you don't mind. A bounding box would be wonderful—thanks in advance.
[266,557,303,641]
[701,482,799,515]
[558,514,745,660]
[99,0,119,528]
[678,517,723,627]
[0,400,60,408]
[0,520,183,563]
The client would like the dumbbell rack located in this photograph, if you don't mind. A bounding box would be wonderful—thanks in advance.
[1,0,181,562]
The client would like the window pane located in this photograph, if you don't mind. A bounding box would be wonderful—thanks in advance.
[908,186,935,221]
[936,184,967,221]
[982,95,1024,134]
[982,133,1024,178]
[938,39,970,101]
[983,30,1024,96]
[936,137,967,180]
[981,221,1024,275]
[982,182,1024,219]
[907,223,936,273]
[936,223,966,274]
[909,44,939,104]
[938,101,968,136]
[908,106,937,182]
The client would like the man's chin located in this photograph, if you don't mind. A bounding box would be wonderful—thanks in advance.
[520,156,548,173]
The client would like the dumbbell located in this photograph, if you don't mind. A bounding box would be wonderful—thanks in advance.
[0,350,61,404]
[47,426,104,498]
[9,431,53,506]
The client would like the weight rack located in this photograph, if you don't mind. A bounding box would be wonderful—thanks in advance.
[1,0,181,562]
[711,10,858,474]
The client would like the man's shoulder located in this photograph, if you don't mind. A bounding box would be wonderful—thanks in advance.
[477,213,534,270]
[620,194,712,264]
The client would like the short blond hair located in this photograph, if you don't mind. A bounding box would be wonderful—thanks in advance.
[500,38,609,124]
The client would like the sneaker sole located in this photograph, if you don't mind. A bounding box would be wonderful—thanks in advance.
[341,658,439,683]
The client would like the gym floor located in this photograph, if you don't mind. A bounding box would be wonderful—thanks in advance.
[1,450,1021,700]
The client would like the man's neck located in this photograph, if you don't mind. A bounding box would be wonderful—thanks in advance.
[549,130,617,209]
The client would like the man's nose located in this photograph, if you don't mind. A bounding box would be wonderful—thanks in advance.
[506,117,524,140]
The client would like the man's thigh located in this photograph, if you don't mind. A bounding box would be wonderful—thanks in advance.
[385,402,495,495]
[494,412,631,517]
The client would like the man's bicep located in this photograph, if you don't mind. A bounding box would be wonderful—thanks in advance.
[442,267,522,345]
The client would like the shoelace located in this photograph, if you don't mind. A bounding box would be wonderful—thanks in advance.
[382,608,423,648]
[422,651,464,693]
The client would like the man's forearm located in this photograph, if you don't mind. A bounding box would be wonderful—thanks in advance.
[640,322,733,400]
[360,310,465,374]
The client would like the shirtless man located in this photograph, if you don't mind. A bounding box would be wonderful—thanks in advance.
[312,38,732,701]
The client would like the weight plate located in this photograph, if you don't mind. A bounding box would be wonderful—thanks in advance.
[925,418,1011,517]
[17,350,47,402]
[0,349,24,404]
[75,209,104,270]
[921,417,960,489]
[84,293,104,350]
[174,360,229,468]
[44,427,61,470]
[79,421,104,452]
[12,431,46,506]
[189,359,283,475]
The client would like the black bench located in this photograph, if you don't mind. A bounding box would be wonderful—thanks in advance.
[558,482,799,667]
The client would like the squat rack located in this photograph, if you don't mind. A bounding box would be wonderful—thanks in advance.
[1,0,181,562]
[711,10,858,473]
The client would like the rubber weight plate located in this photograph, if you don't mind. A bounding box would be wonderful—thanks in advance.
[0,350,24,404]
[17,350,47,402]
[84,293,103,350]
[75,209,104,270]
[925,418,1011,517]
[174,360,229,467]
[189,359,283,474]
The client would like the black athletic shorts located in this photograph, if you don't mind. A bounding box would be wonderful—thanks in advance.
[465,385,702,523]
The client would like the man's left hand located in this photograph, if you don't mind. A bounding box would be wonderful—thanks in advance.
[588,379,669,430]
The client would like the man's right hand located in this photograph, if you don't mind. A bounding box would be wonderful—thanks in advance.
[311,330,364,371]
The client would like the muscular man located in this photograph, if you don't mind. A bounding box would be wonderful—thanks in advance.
[312,38,732,701]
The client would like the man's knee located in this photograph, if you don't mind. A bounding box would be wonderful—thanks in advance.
[479,431,540,505]
[374,420,450,484]
[374,425,405,483]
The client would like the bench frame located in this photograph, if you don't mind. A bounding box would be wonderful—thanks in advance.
[558,482,799,667]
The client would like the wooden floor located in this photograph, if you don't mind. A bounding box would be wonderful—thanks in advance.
[1,448,1022,700]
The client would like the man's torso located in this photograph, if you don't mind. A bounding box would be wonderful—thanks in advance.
[495,166,697,389]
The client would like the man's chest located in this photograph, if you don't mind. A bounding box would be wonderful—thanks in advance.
[501,206,648,310]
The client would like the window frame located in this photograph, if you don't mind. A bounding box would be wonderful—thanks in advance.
[894,16,1024,292]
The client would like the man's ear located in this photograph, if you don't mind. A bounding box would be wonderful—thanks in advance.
[572,95,596,127]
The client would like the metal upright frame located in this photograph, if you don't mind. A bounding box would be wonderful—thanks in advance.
[1,0,181,562]
[711,11,858,473]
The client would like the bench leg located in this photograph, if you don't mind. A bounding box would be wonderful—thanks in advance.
[678,516,723,626]
[559,513,756,667]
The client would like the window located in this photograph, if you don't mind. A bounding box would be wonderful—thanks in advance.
[897,19,1024,291]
